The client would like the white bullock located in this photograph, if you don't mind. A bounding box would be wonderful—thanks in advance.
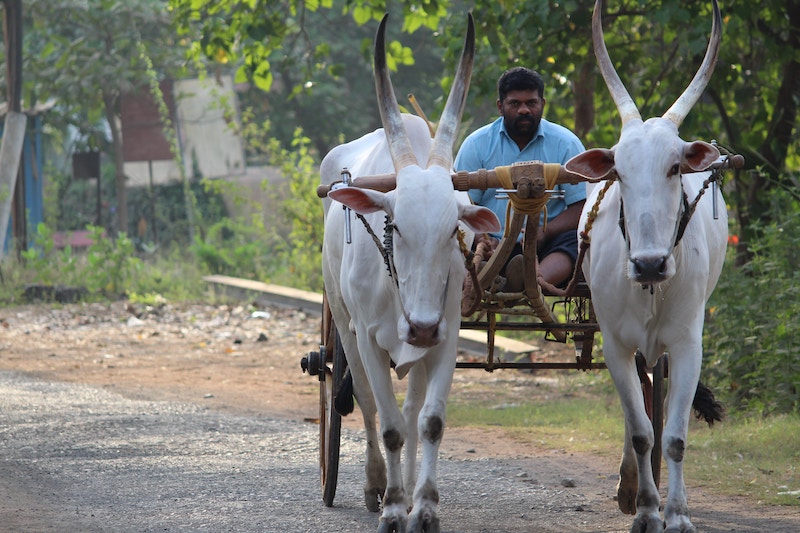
[321,14,500,533]
[565,1,725,532]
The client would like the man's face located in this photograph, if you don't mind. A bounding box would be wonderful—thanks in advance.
[497,89,545,139]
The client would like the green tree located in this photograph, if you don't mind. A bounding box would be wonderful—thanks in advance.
[169,0,451,158]
[169,0,798,228]
[16,0,187,235]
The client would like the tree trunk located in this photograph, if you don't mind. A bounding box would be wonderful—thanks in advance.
[573,59,595,140]
[759,58,800,176]
[104,90,128,235]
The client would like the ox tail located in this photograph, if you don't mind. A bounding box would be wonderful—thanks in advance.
[692,380,724,427]
[334,369,355,417]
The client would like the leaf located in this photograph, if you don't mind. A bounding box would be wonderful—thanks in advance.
[352,5,371,25]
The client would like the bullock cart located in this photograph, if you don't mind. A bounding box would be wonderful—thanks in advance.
[302,147,743,507]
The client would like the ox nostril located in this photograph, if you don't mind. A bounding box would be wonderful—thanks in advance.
[632,256,668,282]
[408,321,439,346]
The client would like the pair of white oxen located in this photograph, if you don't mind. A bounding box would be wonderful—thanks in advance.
[321,1,727,532]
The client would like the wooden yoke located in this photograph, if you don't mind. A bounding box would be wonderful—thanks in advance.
[315,155,745,198]
[315,161,589,198]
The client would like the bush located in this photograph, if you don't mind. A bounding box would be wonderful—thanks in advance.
[705,208,800,415]
[14,224,142,297]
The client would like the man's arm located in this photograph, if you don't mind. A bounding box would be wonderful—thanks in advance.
[539,200,585,245]
[454,135,486,205]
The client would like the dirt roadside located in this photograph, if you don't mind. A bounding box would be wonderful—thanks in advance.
[1,301,797,532]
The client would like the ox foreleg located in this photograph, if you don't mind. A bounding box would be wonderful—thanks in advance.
[341,332,387,512]
[618,422,639,515]
[406,351,456,533]
[605,340,662,533]
[402,364,427,505]
[662,346,702,533]
[361,349,408,533]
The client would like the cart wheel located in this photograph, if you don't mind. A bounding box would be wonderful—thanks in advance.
[320,321,346,507]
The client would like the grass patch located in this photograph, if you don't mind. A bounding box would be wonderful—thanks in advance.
[447,392,623,455]
[686,415,800,505]
[446,371,800,506]
[447,371,623,455]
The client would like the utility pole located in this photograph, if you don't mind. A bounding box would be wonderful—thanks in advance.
[0,0,26,259]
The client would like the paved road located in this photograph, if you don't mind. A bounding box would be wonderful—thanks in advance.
[2,371,797,533]
[0,371,626,533]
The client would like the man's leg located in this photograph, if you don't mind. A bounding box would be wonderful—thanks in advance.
[538,250,573,287]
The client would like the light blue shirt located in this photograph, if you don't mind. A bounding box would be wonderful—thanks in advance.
[454,117,586,239]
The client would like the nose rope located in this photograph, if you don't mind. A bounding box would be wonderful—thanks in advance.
[354,211,450,336]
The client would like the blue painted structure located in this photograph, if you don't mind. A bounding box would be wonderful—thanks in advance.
[2,112,44,254]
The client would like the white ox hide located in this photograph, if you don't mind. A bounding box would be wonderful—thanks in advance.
[565,1,725,532]
[321,14,499,533]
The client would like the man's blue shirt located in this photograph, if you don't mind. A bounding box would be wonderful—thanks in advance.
[454,117,586,239]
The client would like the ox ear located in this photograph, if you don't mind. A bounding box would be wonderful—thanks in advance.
[564,148,616,181]
[683,141,720,172]
[459,204,501,234]
[328,187,390,215]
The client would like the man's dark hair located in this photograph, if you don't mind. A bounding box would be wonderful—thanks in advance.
[497,67,545,102]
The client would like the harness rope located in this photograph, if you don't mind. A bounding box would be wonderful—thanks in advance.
[355,212,474,324]
[559,159,728,297]
[555,179,615,297]
[495,162,560,238]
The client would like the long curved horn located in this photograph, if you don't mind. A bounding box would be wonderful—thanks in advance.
[374,14,418,171]
[592,0,641,126]
[662,0,722,126]
[427,13,476,170]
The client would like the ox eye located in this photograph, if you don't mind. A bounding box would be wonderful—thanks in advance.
[669,164,680,177]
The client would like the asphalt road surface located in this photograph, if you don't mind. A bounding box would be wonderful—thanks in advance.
[3,371,799,533]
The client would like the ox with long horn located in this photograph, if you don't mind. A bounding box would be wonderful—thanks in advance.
[565,1,727,532]
[321,13,499,533]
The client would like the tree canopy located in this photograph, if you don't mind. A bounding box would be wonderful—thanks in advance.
[169,0,798,258]
[12,0,187,234]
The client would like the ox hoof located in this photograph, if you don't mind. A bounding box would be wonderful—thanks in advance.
[365,486,384,513]
[407,513,440,533]
[630,514,663,533]
[616,479,638,515]
[377,516,406,533]
[664,525,696,533]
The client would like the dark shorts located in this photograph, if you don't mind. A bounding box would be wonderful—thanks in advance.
[509,230,579,265]
[539,230,579,263]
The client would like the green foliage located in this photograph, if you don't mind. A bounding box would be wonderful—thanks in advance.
[84,226,142,294]
[20,223,81,286]
[265,129,325,292]
[8,224,142,300]
[190,217,273,280]
[128,246,207,301]
[125,180,228,249]
[705,193,800,415]
[20,0,185,141]
[127,291,167,307]
[169,0,453,157]
[169,0,444,93]
[1,227,209,305]
[177,113,323,291]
